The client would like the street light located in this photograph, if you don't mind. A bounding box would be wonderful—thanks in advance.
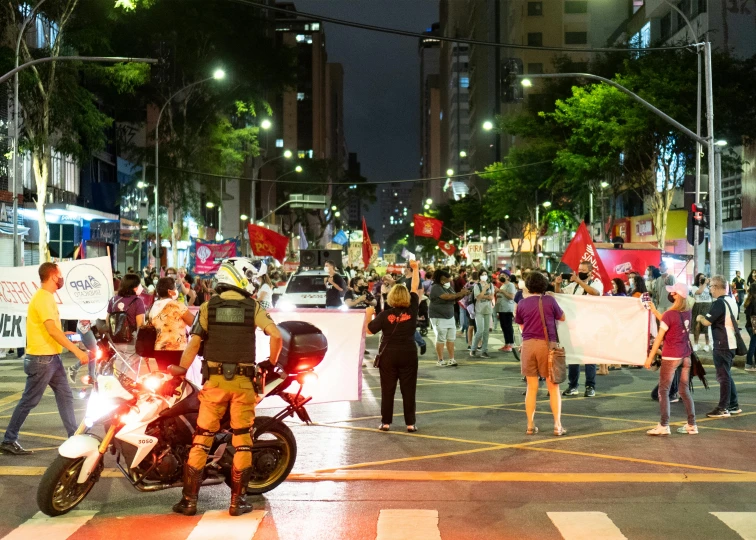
[426,198,433,205]
[137,181,146,189]
[482,121,494,131]
[715,139,728,147]
[331,205,338,211]
[424,204,431,210]
[446,168,454,176]
[206,201,215,208]
[459,150,467,158]
[334,211,341,218]
[283,149,293,158]
[295,165,303,173]
[240,214,248,221]
[154,68,225,264]
[542,201,552,208]
[521,78,533,88]
[600,181,609,189]
[260,119,272,130]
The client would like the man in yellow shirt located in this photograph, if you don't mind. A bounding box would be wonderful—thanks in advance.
[1,262,90,455]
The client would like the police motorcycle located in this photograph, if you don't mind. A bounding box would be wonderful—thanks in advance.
[37,274,328,517]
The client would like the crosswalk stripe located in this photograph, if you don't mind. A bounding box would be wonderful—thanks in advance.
[0,510,97,540]
[185,509,266,540]
[548,512,627,540]
[376,509,441,540]
[711,512,756,540]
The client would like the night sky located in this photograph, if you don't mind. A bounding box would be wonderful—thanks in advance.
[294,0,440,184]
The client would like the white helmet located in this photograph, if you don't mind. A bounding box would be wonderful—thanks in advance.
[215,257,268,295]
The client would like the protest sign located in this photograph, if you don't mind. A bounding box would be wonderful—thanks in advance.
[189,238,240,277]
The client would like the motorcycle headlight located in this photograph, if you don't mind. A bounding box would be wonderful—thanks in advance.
[84,392,127,427]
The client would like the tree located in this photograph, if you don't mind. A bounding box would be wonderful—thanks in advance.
[106,0,295,263]
[0,0,148,261]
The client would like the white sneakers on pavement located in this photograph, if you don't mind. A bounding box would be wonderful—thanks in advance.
[646,424,671,436]
[676,424,699,435]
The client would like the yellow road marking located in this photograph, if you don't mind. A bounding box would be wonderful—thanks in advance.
[311,423,498,447]
[515,445,753,474]
[0,466,120,477]
[0,392,24,407]
[18,431,68,441]
[289,470,756,483]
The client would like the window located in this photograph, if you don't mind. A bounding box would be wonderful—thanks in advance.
[297,150,306,159]
[565,31,588,45]
[527,63,544,74]
[307,150,313,158]
[564,1,588,14]
[295,34,306,42]
[275,138,284,148]
[697,0,707,15]
[311,23,320,31]
[297,92,305,101]
[459,76,469,88]
[527,32,543,47]
[527,2,543,16]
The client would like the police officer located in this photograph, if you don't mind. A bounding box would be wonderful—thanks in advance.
[170,257,282,517]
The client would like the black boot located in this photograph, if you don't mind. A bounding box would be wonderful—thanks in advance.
[172,464,203,516]
[228,467,253,516]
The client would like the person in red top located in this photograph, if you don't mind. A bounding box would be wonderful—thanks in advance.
[645,282,697,435]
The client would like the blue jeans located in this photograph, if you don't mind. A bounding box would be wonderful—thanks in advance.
[658,358,695,426]
[747,327,756,367]
[3,354,77,444]
[414,330,426,348]
[568,364,597,389]
[712,349,738,410]
[459,308,468,333]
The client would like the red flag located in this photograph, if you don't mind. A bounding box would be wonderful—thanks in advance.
[247,224,289,262]
[361,217,372,269]
[414,214,443,239]
[438,240,456,256]
[561,222,611,291]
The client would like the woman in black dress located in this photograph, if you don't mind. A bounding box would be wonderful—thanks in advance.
[364,261,420,432]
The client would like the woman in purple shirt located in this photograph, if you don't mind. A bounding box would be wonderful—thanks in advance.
[645,282,697,435]
[514,272,567,436]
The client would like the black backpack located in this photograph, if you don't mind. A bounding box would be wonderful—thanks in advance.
[109,296,138,343]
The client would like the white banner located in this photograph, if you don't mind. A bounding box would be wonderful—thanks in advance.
[0,257,114,348]
[255,309,365,405]
[553,294,650,366]
[0,313,26,348]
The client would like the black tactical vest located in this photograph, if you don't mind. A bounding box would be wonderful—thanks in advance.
[203,295,258,364]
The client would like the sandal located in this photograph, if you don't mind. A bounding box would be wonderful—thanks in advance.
[554,427,567,437]
[526,426,539,435]
[407,426,418,433]
[379,424,390,431]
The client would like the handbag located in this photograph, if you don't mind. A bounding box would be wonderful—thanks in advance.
[538,296,567,384]
[723,300,748,356]
[373,309,403,368]
[135,302,158,357]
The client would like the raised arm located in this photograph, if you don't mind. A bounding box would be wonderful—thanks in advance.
[410,261,420,295]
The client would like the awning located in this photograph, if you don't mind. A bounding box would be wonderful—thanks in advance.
[20,203,119,223]
[723,228,756,252]
[0,222,29,236]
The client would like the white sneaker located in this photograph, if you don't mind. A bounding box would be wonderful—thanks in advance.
[676,424,698,435]
[692,343,700,352]
[436,360,447,367]
[646,424,671,436]
[703,345,711,352]
[745,365,756,373]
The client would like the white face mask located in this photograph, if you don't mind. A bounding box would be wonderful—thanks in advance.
[443,282,451,289]
[629,278,635,285]
[480,275,488,282]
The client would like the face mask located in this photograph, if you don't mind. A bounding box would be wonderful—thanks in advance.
[443,282,451,289]
[480,275,488,282]
[667,293,676,303]
[153,279,159,285]
[629,278,635,286]
[578,272,590,281]
[55,276,64,290]
[136,285,144,296]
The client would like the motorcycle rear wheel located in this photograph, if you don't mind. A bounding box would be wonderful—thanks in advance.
[37,455,99,516]
[223,416,297,494]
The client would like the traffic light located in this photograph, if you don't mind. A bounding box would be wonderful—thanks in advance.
[687,202,707,246]
[500,58,524,103]
[691,202,709,228]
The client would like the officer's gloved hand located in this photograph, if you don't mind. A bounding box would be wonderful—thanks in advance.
[257,359,275,373]
[158,376,183,397]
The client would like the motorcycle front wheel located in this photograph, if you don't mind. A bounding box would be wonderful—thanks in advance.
[37,455,99,516]
[223,416,297,494]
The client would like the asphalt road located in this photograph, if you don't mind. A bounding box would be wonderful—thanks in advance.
[1,327,755,540]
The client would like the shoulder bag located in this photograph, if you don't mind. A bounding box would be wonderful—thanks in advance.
[723,300,748,356]
[373,309,403,368]
[538,296,567,384]
[135,301,158,357]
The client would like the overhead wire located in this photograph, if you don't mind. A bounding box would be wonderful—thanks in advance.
[232,0,694,53]
[147,160,554,186]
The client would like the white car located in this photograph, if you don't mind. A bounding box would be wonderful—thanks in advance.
[275,269,348,310]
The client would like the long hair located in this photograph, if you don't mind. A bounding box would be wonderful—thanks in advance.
[669,293,690,312]
[612,278,627,296]
[745,283,756,309]
[631,273,648,294]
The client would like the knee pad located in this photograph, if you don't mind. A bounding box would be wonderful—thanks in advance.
[195,426,217,437]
